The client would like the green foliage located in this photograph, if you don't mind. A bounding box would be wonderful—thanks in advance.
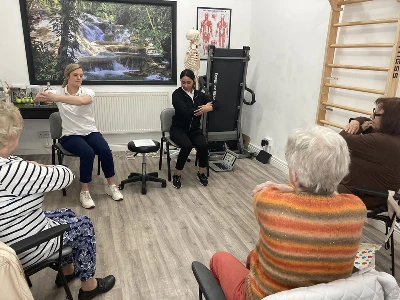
[119,5,172,55]
[79,1,116,23]
[50,0,81,72]
[26,0,174,81]
[31,39,60,80]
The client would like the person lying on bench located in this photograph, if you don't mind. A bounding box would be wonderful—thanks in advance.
[209,126,366,300]
[338,97,400,210]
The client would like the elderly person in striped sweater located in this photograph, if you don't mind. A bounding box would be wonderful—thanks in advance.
[0,102,115,300]
[210,126,367,300]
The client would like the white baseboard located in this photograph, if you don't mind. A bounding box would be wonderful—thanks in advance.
[248,143,288,173]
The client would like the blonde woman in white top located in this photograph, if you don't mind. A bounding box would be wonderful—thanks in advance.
[35,64,123,209]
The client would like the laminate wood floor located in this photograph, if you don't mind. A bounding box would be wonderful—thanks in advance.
[20,152,399,300]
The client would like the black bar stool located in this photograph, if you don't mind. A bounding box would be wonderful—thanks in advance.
[119,140,167,194]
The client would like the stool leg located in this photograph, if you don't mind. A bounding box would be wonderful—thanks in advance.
[141,154,147,194]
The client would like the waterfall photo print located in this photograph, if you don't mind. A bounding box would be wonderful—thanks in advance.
[19,0,177,85]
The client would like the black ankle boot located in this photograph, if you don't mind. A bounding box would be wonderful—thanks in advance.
[78,275,116,300]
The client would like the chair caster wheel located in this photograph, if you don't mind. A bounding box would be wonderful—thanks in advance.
[162,182,167,188]
[141,188,147,194]
[118,184,124,190]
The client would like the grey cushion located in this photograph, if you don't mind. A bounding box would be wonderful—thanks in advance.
[49,112,62,140]
[55,143,75,156]
[164,136,179,148]
[160,108,175,133]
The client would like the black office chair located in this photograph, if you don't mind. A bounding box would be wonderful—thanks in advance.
[159,108,209,181]
[49,112,101,196]
[10,224,74,300]
[352,188,400,277]
[192,261,227,300]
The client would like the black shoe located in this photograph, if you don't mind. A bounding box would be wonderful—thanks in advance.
[197,172,208,186]
[172,174,182,189]
[78,275,116,300]
[55,272,76,287]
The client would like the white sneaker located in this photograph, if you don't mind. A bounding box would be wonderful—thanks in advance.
[106,184,123,201]
[80,191,95,209]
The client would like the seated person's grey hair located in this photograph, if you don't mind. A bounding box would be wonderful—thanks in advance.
[285,126,350,195]
[0,102,23,149]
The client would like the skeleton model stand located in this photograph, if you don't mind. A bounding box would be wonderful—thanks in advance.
[184,28,201,85]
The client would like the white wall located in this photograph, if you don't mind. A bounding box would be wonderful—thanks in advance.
[0,0,252,154]
[243,0,400,167]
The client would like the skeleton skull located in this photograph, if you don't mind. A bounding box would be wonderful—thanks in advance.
[186,28,200,46]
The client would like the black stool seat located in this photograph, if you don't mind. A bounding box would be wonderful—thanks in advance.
[119,140,166,194]
[128,140,160,153]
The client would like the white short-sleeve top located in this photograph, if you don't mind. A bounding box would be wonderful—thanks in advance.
[56,86,98,136]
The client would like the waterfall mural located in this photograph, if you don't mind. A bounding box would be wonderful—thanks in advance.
[19,0,177,85]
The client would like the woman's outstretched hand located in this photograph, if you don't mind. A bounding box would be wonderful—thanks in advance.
[252,181,294,196]
[344,120,360,134]
[194,102,213,116]
[34,92,57,103]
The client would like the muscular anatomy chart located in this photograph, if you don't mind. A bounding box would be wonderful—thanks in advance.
[197,7,231,59]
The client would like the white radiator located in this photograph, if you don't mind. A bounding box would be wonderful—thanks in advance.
[93,93,169,133]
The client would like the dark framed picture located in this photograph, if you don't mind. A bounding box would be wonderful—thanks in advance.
[19,0,177,85]
[196,7,231,60]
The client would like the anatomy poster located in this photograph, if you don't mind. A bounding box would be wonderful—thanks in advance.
[197,7,231,59]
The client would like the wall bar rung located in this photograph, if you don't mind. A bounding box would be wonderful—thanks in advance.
[327,64,389,71]
[333,18,398,27]
[319,120,345,129]
[330,43,394,48]
[337,0,372,5]
[322,102,372,115]
[325,83,385,94]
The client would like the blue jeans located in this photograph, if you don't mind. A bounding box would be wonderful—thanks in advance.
[60,132,115,183]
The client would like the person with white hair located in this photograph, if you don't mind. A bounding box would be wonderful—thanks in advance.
[35,63,123,209]
[0,101,115,300]
[209,126,367,300]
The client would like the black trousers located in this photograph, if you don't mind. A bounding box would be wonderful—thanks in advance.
[170,128,208,170]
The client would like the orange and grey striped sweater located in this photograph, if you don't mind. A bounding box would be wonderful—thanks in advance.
[245,186,367,300]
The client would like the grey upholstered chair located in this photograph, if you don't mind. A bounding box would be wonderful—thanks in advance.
[159,108,179,181]
[158,108,209,181]
[49,112,100,196]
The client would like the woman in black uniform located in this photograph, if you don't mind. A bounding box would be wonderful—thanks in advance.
[170,69,219,189]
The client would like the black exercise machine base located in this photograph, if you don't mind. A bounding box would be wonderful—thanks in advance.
[118,172,167,194]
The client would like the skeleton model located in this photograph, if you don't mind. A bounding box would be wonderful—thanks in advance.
[184,28,201,83]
